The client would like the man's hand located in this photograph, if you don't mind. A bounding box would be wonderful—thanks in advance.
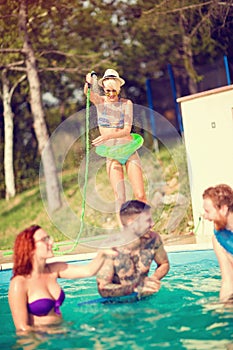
[134,276,161,297]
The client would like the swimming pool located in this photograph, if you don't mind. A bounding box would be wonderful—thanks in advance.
[1,249,232,350]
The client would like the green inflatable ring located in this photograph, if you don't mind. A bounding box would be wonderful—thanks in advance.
[95,133,144,165]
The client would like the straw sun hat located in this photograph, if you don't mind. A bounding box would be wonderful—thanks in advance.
[98,69,125,87]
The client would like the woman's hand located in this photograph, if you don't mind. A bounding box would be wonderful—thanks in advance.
[85,73,92,85]
[92,135,109,146]
[82,248,118,277]
[100,247,119,258]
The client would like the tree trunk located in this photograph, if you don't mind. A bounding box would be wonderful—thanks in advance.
[182,35,198,94]
[2,70,16,200]
[18,0,61,212]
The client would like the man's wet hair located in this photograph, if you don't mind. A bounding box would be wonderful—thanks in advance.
[120,200,151,224]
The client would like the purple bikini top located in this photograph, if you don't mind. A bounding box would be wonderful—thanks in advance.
[27,289,65,317]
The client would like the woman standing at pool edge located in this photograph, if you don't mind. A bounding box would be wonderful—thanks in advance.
[8,225,117,332]
[84,69,147,219]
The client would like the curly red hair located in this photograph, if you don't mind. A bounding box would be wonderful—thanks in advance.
[203,184,233,230]
[203,184,233,209]
[12,225,41,277]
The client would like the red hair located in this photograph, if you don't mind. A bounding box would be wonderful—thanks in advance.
[203,184,233,209]
[12,225,41,277]
[203,184,233,230]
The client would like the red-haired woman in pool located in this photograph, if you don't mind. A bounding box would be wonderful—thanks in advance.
[8,225,117,332]
[84,69,147,220]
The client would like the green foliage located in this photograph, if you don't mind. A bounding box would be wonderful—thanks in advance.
[126,0,233,88]
[0,0,232,225]
[0,141,193,250]
[0,113,4,197]
[0,186,67,250]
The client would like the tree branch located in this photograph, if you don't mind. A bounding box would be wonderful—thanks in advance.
[0,48,24,53]
[0,61,25,70]
[9,74,27,101]
[143,1,230,16]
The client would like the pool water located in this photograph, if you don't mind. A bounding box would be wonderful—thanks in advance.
[1,249,233,350]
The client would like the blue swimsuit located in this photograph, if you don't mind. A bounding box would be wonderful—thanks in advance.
[214,228,233,255]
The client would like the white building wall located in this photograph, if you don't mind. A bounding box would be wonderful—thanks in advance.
[177,85,233,242]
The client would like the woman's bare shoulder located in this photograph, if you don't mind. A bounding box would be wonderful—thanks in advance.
[9,275,27,289]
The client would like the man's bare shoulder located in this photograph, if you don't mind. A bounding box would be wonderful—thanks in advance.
[142,230,163,247]
[149,230,161,240]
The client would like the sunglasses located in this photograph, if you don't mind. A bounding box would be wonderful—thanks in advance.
[35,235,52,244]
[104,89,118,97]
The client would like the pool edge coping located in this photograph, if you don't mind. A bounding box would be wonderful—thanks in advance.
[0,242,213,271]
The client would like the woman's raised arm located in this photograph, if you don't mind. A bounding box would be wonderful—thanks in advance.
[53,249,118,280]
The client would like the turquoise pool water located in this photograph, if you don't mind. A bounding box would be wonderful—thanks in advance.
[1,249,233,349]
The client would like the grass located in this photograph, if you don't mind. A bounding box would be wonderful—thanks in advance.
[0,142,194,251]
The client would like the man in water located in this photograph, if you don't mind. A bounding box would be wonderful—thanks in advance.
[202,184,233,302]
[96,200,169,298]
